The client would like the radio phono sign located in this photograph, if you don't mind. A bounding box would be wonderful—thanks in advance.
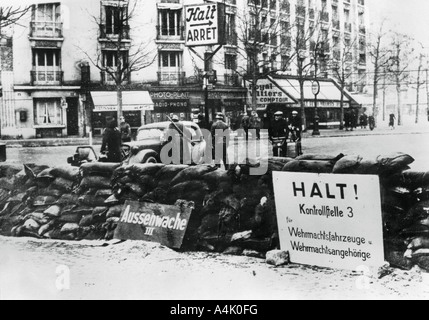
[185,3,226,47]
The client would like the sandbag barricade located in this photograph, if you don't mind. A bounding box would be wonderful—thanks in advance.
[1,152,429,272]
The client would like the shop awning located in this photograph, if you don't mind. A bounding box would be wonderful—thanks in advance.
[268,76,357,104]
[91,91,154,112]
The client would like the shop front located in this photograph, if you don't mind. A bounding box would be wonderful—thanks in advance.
[149,90,191,123]
[90,91,154,136]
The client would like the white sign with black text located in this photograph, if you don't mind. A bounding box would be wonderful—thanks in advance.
[272,172,385,271]
[185,3,220,46]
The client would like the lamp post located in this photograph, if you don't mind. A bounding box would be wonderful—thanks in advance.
[312,42,324,136]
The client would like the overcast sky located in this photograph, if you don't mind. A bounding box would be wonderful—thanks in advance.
[368,0,429,50]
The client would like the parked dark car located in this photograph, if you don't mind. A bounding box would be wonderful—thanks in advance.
[68,121,207,166]
[125,121,207,164]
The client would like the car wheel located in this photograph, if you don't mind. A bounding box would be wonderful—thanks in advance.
[143,154,158,164]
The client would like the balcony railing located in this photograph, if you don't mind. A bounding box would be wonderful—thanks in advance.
[30,21,63,38]
[100,70,130,84]
[158,71,186,86]
[31,70,63,86]
[156,25,185,41]
[99,24,130,40]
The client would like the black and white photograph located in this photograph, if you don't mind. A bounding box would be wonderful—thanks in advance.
[0,0,429,303]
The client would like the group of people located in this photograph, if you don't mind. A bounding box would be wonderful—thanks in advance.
[240,111,262,141]
[268,110,303,157]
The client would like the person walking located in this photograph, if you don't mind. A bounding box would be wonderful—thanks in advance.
[168,114,192,164]
[389,113,396,129]
[119,116,132,142]
[251,111,261,140]
[241,111,251,141]
[268,111,289,157]
[101,116,122,163]
[289,110,303,156]
[211,113,230,169]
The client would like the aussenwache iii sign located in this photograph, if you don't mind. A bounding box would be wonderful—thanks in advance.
[114,201,193,249]
[273,172,385,271]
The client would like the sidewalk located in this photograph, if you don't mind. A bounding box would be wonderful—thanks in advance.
[2,123,429,148]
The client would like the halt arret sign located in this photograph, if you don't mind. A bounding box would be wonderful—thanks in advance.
[114,201,193,249]
[272,172,385,271]
[185,2,225,46]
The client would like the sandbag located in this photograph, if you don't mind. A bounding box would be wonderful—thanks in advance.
[33,196,58,207]
[124,183,147,197]
[44,205,62,218]
[50,166,79,181]
[78,195,108,207]
[332,155,363,173]
[135,175,156,190]
[50,177,75,192]
[79,176,111,190]
[406,200,429,223]
[23,219,40,231]
[282,160,334,174]
[93,206,108,216]
[80,162,121,177]
[0,163,23,178]
[377,152,415,175]
[106,205,124,218]
[124,163,165,178]
[61,223,80,233]
[58,212,84,224]
[169,180,210,197]
[295,153,345,162]
[155,165,189,182]
[0,177,16,190]
[37,168,55,180]
[389,170,429,190]
[202,170,232,190]
[79,215,94,227]
[25,212,50,225]
[38,187,63,198]
[95,189,113,198]
[170,165,218,186]
[57,194,80,205]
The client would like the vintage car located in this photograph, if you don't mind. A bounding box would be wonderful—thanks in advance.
[67,121,207,166]
[125,121,207,164]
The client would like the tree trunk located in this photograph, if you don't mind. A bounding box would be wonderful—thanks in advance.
[416,88,420,124]
[117,87,123,125]
[299,78,306,131]
[396,84,402,126]
[372,68,378,127]
[340,90,345,130]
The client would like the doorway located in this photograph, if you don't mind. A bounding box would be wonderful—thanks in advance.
[66,97,79,136]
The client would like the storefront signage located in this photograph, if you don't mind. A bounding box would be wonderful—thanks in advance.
[272,172,384,271]
[305,101,350,108]
[246,79,292,105]
[93,105,154,112]
[114,201,193,249]
[185,3,225,46]
[154,100,189,109]
[150,91,190,100]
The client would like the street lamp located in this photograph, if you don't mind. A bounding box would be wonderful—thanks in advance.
[312,42,325,136]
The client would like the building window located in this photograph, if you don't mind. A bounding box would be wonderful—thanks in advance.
[159,51,181,69]
[31,3,62,38]
[33,49,61,67]
[225,54,237,70]
[34,99,63,125]
[159,9,182,37]
[281,55,290,70]
[226,13,237,45]
[103,50,129,68]
[101,4,129,39]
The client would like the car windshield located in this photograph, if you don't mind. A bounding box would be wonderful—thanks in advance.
[136,128,164,141]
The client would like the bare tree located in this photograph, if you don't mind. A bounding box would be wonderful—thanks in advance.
[328,35,357,130]
[387,32,414,126]
[368,21,391,126]
[235,0,292,112]
[80,0,156,122]
[0,5,30,36]
[412,49,427,124]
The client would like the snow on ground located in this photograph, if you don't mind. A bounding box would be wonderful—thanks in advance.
[1,236,429,300]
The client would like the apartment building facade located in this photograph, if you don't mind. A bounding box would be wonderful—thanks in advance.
[0,0,369,138]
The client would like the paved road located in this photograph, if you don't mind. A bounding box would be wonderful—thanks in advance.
[4,132,429,171]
